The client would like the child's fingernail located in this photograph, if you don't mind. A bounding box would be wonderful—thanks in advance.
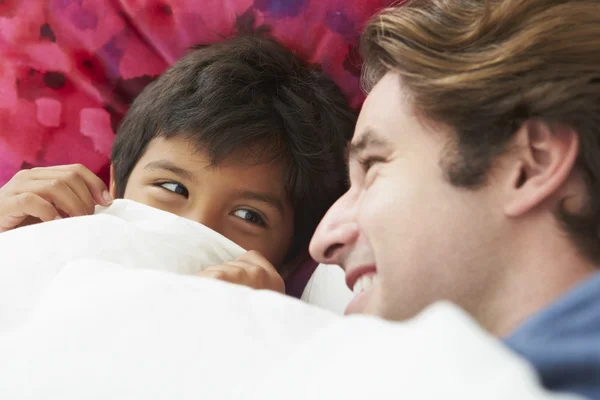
[54,216,62,220]
[102,191,113,205]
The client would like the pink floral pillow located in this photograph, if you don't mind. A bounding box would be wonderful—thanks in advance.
[0,0,394,294]
[0,0,394,184]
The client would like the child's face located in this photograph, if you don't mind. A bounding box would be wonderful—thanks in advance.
[110,136,294,269]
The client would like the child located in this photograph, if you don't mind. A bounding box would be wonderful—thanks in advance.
[0,35,355,291]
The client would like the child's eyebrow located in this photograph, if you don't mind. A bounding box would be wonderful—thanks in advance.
[144,160,195,181]
[235,190,285,216]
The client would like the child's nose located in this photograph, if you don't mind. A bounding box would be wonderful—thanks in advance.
[185,208,223,235]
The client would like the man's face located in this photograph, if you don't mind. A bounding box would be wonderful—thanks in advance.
[111,136,294,269]
[310,72,504,321]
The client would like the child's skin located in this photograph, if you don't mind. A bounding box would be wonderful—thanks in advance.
[0,137,291,293]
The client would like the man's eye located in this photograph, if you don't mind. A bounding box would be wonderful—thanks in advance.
[233,209,266,227]
[159,182,189,197]
[358,156,385,174]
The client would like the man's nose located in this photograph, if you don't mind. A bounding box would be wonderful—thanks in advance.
[309,192,359,267]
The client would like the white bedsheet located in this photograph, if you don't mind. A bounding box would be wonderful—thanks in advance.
[0,199,245,332]
[0,200,578,399]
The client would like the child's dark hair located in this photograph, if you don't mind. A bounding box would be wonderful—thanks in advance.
[112,35,356,262]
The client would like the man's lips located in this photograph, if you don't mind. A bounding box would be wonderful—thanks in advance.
[345,265,377,291]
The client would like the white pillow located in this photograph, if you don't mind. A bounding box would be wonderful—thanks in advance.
[301,264,353,314]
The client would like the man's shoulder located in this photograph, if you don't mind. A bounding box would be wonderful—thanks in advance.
[505,272,600,398]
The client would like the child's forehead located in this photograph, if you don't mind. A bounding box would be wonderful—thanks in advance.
[149,134,286,166]
[140,136,289,187]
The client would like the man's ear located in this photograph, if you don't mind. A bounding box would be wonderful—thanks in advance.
[109,164,118,199]
[503,120,579,217]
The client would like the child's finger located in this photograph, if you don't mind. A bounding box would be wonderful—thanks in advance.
[236,250,277,273]
[15,179,90,218]
[234,252,285,293]
[199,258,284,292]
[27,165,111,207]
[61,164,112,206]
[199,265,248,284]
[52,170,97,214]
[4,193,59,223]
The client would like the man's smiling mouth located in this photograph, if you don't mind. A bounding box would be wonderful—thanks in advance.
[346,265,377,293]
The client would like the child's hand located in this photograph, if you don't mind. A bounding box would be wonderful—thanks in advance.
[198,250,285,293]
[0,164,112,232]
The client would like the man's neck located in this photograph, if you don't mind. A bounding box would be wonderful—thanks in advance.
[478,228,598,337]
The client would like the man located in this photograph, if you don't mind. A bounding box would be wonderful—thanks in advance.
[310,0,600,397]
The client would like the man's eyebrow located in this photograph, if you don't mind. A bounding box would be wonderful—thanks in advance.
[348,130,390,159]
[144,160,195,181]
[237,190,285,216]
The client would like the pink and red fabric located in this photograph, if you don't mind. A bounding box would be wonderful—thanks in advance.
[0,0,395,184]
[0,0,395,294]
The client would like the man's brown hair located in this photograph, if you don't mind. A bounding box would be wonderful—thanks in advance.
[361,0,600,263]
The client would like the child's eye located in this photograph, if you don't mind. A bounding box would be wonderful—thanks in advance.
[233,209,266,227]
[159,182,189,197]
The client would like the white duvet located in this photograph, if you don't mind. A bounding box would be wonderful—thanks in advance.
[0,200,577,399]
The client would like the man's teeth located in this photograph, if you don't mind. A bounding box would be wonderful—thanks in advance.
[353,274,377,294]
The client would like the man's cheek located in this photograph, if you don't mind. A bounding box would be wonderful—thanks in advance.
[360,185,402,232]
